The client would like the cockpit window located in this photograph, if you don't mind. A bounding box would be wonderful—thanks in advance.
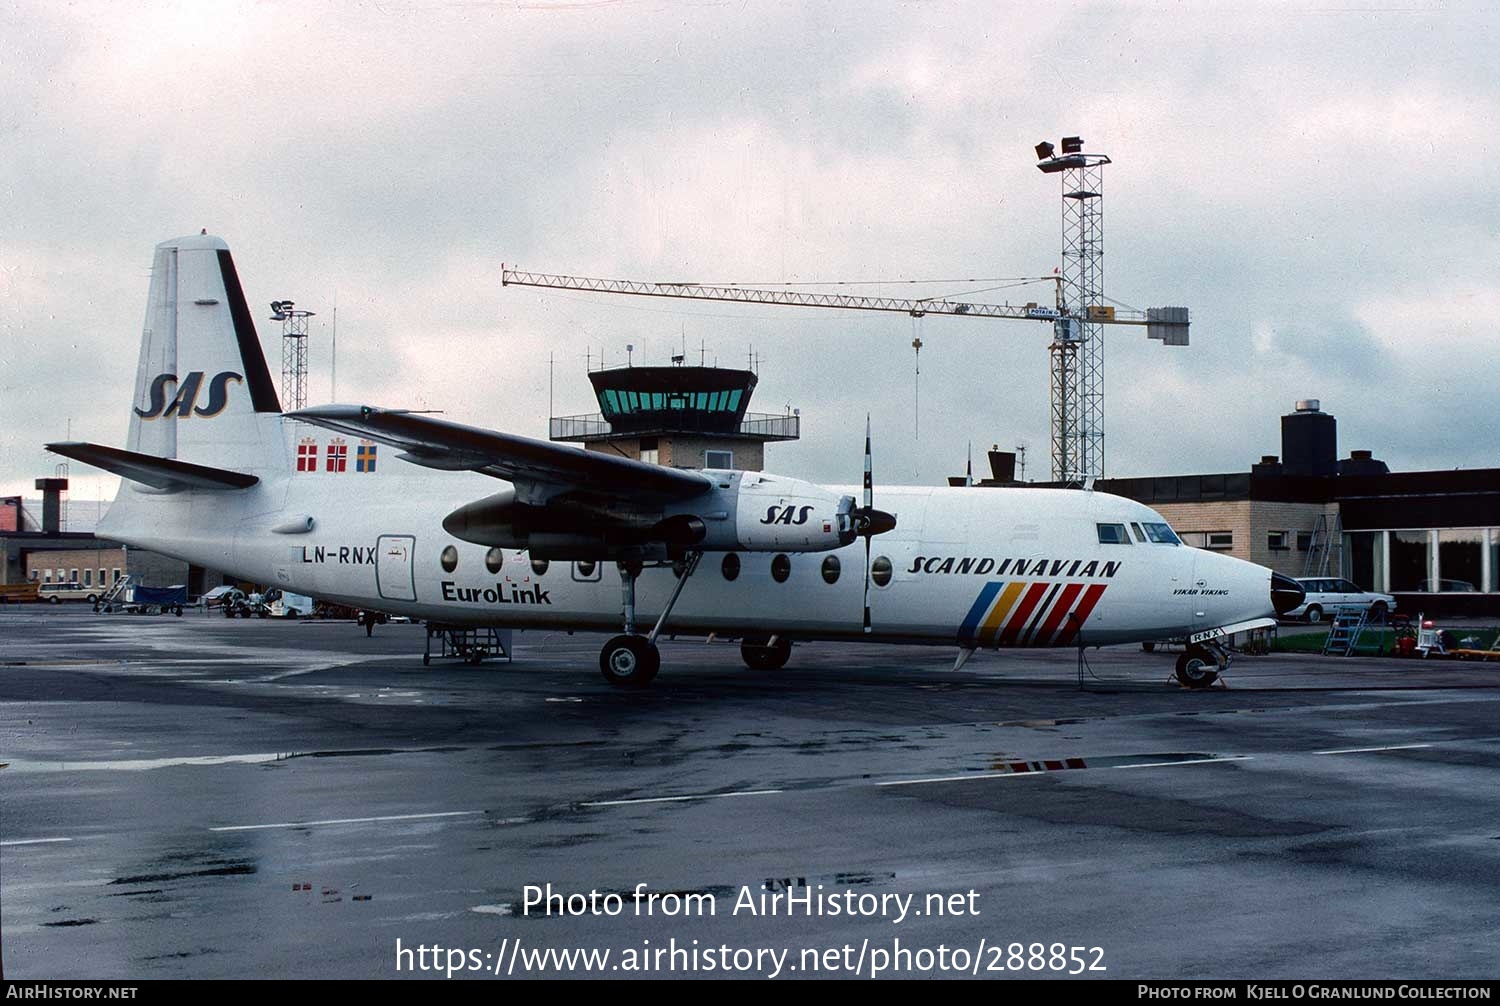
[1142,522,1181,545]
[1097,523,1131,545]
[1130,522,1148,543]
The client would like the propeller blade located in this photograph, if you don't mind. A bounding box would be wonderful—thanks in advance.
[862,416,874,634]
[862,415,873,512]
[863,533,872,634]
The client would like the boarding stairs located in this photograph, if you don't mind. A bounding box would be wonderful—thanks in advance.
[423,624,513,666]
[95,573,136,612]
[1323,604,1385,657]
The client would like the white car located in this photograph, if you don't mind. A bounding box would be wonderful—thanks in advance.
[1287,577,1395,623]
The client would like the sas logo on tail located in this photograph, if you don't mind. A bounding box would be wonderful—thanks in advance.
[135,371,243,419]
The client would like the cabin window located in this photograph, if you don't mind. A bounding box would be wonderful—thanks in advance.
[722,553,741,581]
[531,557,549,576]
[440,546,458,572]
[1096,523,1131,545]
[870,555,893,587]
[486,547,504,573]
[821,555,841,585]
[771,554,791,583]
[1143,523,1181,545]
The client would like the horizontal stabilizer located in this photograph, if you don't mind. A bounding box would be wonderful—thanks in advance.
[46,442,259,492]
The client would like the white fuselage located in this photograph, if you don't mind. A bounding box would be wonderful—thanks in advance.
[101,454,1275,649]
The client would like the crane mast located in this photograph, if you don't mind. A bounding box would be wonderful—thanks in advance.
[502,137,1188,483]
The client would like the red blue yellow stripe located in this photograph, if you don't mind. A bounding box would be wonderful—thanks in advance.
[958,580,1110,648]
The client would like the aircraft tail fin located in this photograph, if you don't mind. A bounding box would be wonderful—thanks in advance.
[123,233,286,473]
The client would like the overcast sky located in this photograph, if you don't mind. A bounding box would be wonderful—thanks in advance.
[3,0,1496,503]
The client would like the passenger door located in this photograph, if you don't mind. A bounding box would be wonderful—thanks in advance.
[376,534,417,602]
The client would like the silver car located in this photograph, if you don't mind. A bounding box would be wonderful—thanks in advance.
[1287,577,1395,623]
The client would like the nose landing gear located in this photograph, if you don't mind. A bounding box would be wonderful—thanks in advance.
[1175,642,1228,688]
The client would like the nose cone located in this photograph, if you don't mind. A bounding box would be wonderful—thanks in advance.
[1271,572,1304,616]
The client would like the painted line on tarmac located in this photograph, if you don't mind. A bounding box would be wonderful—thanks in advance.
[1112,755,1253,770]
[581,789,784,808]
[1313,743,1433,755]
[876,771,1053,788]
[209,810,482,832]
[1,837,73,846]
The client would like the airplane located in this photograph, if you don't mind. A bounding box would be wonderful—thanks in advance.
[48,234,1305,689]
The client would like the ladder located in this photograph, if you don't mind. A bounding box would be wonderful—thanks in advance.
[1302,512,1343,577]
[1323,603,1386,656]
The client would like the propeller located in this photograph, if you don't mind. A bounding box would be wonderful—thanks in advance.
[856,416,897,634]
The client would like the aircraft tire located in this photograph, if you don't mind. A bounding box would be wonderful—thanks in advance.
[1175,646,1219,688]
[740,636,792,671]
[599,634,660,688]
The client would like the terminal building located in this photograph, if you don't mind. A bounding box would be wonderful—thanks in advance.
[1,477,219,597]
[548,363,800,471]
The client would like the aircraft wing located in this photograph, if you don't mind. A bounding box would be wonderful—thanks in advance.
[289,405,713,505]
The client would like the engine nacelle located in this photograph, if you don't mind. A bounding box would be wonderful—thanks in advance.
[733,473,855,552]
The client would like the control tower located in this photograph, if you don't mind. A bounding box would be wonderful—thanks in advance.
[549,365,799,471]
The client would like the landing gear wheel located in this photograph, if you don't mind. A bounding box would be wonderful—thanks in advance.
[599,634,660,688]
[740,635,792,671]
[1175,645,1220,688]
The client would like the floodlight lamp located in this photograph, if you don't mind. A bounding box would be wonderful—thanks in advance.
[1034,141,1055,161]
[1060,136,1084,154]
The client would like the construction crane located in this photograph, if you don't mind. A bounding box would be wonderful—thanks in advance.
[501,136,1188,482]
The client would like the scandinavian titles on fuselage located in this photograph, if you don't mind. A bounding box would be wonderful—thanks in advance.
[907,556,1122,579]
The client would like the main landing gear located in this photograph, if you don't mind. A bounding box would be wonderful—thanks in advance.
[599,550,702,689]
[740,635,792,671]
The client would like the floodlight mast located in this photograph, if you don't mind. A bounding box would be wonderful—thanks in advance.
[1037,135,1110,482]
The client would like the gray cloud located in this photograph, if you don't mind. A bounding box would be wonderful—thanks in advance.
[4,0,1497,503]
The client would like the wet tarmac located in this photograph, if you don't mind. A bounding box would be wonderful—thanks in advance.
[3,606,1499,979]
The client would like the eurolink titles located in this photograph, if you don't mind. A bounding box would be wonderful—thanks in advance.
[523,882,981,926]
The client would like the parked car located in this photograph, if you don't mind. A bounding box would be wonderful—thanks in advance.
[38,581,97,603]
[1417,579,1477,593]
[1287,577,1395,623]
